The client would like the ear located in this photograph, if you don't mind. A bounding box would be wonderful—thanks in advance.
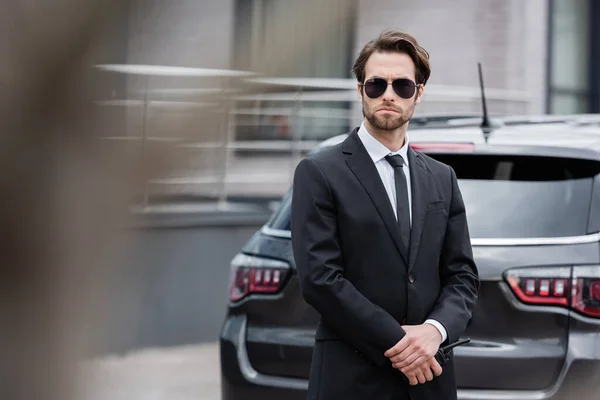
[357,83,363,104]
[414,84,424,105]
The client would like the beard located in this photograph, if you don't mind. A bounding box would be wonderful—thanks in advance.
[363,101,414,131]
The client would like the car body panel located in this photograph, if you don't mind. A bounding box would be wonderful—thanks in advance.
[220,116,600,399]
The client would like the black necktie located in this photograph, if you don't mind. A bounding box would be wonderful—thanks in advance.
[385,154,411,259]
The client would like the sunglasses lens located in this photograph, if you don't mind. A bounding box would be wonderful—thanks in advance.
[392,79,416,99]
[364,78,387,98]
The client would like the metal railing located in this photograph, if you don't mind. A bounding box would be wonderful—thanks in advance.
[95,65,537,207]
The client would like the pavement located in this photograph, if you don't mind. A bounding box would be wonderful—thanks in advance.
[79,342,221,400]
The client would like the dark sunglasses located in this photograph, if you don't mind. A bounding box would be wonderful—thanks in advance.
[360,78,420,99]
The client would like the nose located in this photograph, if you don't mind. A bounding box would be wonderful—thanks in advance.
[381,81,396,102]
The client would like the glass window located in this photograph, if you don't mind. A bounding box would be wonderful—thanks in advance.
[233,0,356,141]
[550,0,589,91]
[234,0,355,78]
[550,93,589,114]
[267,188,292,231]
[548,0,590,113]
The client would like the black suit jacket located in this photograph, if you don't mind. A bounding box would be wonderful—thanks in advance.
[291,128,479,400]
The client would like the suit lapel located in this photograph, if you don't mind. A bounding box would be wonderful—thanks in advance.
[407,147,430,272]
[343,130,409,265]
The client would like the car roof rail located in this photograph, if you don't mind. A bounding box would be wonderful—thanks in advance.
[491,114,600,128]
[408,113,505,130]
[567,114,600,126]
[407,113,600,131]
[409,113,485,127]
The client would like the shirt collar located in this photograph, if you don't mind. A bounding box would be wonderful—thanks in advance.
[357,121,410,167]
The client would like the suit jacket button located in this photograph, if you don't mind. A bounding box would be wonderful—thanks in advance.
[408,275,415,283]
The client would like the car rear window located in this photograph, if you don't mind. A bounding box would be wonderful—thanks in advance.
[430,154,600,238]
[267,154,600,238]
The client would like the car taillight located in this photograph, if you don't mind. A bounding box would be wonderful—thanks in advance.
[572,266,600,318]
[228,253,290,303]
[504,266,600,318]
[504,267,571,307]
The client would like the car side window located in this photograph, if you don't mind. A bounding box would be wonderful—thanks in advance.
[267,188,293,231]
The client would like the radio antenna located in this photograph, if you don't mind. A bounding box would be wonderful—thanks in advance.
[478,62,497,143]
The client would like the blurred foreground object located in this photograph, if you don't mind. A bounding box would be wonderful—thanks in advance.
[0,1,140,399]
[0,2,361,398]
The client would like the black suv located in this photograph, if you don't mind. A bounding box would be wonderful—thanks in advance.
[220,115,600,400]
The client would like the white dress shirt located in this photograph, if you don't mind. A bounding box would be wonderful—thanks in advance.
[357,121,448,343]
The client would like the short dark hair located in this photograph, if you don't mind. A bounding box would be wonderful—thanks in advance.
[352,29,431,86]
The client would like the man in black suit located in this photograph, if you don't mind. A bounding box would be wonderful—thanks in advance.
[290,30,480,400]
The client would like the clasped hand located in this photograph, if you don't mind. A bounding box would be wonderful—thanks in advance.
[384,324,443,385]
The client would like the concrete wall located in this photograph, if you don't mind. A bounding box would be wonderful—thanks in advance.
[126,0,235,69]
[121,0,236,141]
[523,0,549,115]
[99,206,272,354]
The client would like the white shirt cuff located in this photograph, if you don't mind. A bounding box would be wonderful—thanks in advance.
[424,319,448,343]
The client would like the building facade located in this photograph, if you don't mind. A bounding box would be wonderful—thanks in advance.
[116,0,598,143]
[105,0,600,200]
[121,0,600,111]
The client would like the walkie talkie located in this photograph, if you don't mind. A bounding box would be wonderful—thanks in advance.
[434,338,471,366]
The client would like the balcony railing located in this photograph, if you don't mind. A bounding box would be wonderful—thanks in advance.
[95,64,536,207]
